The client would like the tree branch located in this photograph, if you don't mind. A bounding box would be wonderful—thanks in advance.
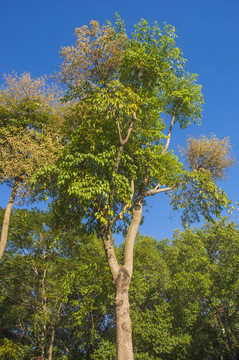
[162,113,168,125]
[116,112,136,146]
[108,112,137,208]
[0,178,21,259]
[123,200,143,277]
[98,222,120,282]
[145,183,180,197]
[161,104,179,156]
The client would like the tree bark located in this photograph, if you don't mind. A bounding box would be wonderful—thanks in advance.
[100,201,143,360]
[115,266,133,360]
[115,202,143,360]
[0,179,20,259]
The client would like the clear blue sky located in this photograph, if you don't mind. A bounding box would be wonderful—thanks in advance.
[0,0,238,242]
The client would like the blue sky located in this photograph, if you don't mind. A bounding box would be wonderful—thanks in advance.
[0,0,239,242]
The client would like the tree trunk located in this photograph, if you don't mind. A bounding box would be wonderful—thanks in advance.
[48,326,55,360]
[115,267,133,360]
[115,202,143,360]
[0,179,20,259]
[100,201,143,360]
[40,326,46,360]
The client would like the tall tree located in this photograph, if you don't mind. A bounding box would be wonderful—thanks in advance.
[0,73,64,259]
[36,17,233,359]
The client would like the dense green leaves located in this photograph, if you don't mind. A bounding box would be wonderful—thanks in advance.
[1,207,239,359]
[0,208,114,359]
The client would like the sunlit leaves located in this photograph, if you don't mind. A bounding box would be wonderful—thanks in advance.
[59,20,127,87]
[0,73,64,203]
[181,134,235,179]
[170,169,231,226]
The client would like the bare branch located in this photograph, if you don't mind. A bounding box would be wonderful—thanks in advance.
[145,183,179,197]
[109,113,137,207]
[161,104,179,155]
[161,115,176,155]
[162,113,169,125]
[116,120,124,145]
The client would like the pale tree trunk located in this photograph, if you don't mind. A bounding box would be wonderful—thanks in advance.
[100,202,143,360]
[40,243,47,360]
[40,330,46,360]
[40,274,47,360]
[48,303,62,360]
[0,179,20,259]
[48,326,55,360]
[115,266,133,360]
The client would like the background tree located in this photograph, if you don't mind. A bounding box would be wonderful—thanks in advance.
[0,207,114,360]
[1,207,239,359]
[0,73,65,259]
[128,221,239,360]
[181,134,235,180]
[187,219,239,360]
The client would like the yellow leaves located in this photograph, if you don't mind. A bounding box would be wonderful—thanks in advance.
[181,134,236,180]
[0,125,62,183]
[95,211,108,224]
[0,72,66,202]
[58,20,127,87]
[1,72,64,112]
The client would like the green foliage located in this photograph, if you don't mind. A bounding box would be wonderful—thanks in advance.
[0,208,114,359]
[170,169,232,226]
[1,206,239,359]
[34,16,212,236]
[160,219,239,359]
[189,219,239,359]
[0,72,63,203]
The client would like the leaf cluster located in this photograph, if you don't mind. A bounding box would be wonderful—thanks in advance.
[181,134,235,180]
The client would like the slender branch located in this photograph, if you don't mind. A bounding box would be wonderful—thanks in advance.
[116,119,123,144]
[162,113,169,125]
[116,112,136,146]
[161,104,179,155]
[161,116,176,155]
[108,145,124,209]
[145,182,181,197]
[98,222,120,282]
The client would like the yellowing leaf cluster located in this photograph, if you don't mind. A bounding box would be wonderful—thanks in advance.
[181,134,235,180]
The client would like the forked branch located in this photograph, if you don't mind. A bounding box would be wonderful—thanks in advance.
[116,112,136,146]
